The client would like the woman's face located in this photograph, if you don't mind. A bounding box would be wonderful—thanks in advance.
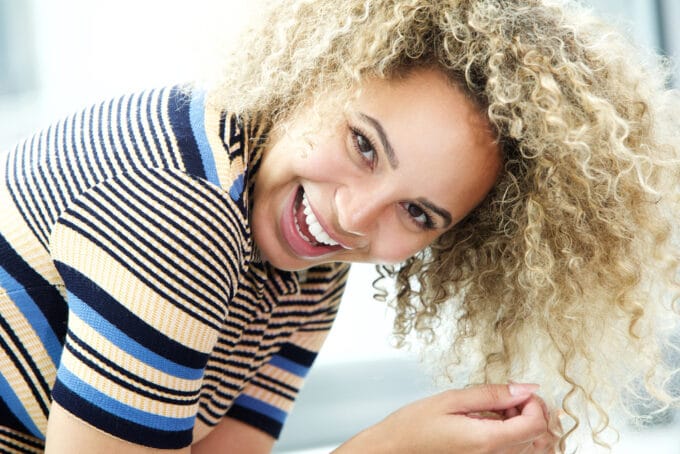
[252,68,500,271]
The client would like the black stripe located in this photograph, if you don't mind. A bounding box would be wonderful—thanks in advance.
[0,323,50,416]
[51,380,192,449]
[66,330,199,402]
[89,102,113,181]
[121,170,234,302]
[56,263,210,370]
[116,94,137,169]
[65,333,198,406]
[0,235,68,344]
[226,404,282,439]
[9,140,48,250]
[130,91,159,169]
[277,343,316,368]
[72,182,233,318]
[71,109,91,191]
[167,86,206,180]
[250,376,296,401]
[103,97,127,172]
[0,394,42,443]
[155,87,182,170]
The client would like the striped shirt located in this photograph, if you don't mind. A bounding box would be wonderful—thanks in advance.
[0,86,349,452]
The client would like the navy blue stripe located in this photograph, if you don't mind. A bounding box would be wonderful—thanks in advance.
[76,178,231,316]
[250,376,296,401]
[137,169,243,283]
[130,91,159,168]
[56,262,209,370]
[29,126,57,231]
[60,112,82,199]
[153,168,245,263]
[103,98,127,172]
[114,95,136,168]
[37,123,65,221]
[0,235,68,344]
[167,87,206,179]
[138,90,162,168]
[65,331,199,404]
[89,103,111,180]
[51,380,192,449]
[0,320,50,416]
[226,404,283,439]
[9,139,49,250]
[71,110,91,191]
[155,88,182,169]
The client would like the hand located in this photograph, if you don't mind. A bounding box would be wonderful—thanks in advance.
[334,383,557,454]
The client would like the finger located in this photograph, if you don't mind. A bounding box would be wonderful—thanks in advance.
[494,397,549,444]
[442,383,540,414]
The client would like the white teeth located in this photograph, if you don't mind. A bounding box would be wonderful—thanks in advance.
[300,192,339,246]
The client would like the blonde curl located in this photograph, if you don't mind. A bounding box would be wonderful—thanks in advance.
[204,0,680,450]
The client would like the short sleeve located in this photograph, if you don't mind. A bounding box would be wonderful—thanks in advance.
[49,168,245,449]
[226,263,349,437]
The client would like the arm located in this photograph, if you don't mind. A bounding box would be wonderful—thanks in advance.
[191,417,274,454]
[45,402,190,454]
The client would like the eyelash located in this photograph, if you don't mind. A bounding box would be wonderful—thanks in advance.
[401,202,436,230]
[350,125,436,231]
[349,126,379,169]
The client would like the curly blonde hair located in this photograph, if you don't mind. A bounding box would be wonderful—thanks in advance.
[204,0,680,450]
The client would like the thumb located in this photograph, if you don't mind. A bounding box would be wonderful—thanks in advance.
[443,383,540,414]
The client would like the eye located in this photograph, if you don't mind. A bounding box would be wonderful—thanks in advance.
[401,202,435,230]
[350,127,378,169]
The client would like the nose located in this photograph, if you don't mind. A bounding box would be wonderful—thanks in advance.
[335,185,385,238]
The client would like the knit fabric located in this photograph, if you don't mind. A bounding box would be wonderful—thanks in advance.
[0,86,349,451]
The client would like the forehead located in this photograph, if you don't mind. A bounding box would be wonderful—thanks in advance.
[352,68,501,224]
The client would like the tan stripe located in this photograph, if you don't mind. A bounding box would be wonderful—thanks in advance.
[51,225,219,354]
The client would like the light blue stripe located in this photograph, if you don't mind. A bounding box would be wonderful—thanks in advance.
[229,173,245,202]
[57,366,195,431]
[269,355,309,378]
[0,371,44,439]
[67,291,203,380]
[233,394,287,423]
[0,266,62,365]
[189,90,219,187]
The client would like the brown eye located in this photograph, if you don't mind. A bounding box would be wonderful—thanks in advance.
[401,202,434,229]
[351,128,377,168]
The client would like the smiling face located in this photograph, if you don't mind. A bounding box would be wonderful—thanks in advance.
[251,68,501,271]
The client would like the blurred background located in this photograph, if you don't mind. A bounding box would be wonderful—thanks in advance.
[1,1,678,452]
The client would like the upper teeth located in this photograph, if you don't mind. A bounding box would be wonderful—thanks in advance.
[301,192,339,246]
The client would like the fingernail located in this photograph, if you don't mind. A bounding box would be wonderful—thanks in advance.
[508,383,540,396]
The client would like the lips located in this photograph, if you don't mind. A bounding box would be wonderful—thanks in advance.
[280,186,345,258]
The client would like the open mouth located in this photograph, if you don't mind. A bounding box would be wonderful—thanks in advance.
[281,186,345,258]
[294,188,340,247]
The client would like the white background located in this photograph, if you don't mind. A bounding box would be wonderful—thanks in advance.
[1,1,679,452]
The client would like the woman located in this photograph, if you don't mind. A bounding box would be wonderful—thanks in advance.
[1,0,677,453]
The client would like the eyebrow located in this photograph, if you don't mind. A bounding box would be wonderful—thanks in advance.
[358,112,399,169]
[417,198,453,229]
